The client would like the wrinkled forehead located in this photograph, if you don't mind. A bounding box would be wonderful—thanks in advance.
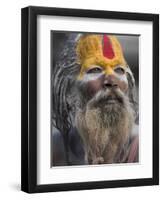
[76,34,127,79]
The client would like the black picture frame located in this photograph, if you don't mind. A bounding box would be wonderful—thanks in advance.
[21,6,159,193]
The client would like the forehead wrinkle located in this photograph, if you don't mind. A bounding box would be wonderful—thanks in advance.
[78,57,126,80]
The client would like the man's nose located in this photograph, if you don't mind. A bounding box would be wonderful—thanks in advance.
[103,75,118,89]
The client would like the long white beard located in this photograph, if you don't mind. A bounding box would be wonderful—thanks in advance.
[75,89,134,164]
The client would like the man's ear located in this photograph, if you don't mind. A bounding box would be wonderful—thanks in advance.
[126,66,135,87]
[126,66,138,123]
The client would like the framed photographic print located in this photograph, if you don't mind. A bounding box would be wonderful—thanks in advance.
[21,6,159,193]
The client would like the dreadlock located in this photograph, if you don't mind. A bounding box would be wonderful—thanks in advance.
[52,33,81,164]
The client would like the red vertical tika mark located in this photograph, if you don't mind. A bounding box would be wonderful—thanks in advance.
[102,35,115,59]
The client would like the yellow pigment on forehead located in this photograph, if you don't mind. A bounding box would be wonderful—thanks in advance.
[76,34,127,79]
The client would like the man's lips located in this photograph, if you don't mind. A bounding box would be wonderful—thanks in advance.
[107,96,117,101]
[88,89,125,108]
[107,98,117,104]
[99,93,124,105]
[97,95,119,104]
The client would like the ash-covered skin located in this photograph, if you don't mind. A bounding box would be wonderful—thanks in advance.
[76,65,128,103]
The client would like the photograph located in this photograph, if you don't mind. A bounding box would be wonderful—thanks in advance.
[21,6,159,193]
[51,32,139,166]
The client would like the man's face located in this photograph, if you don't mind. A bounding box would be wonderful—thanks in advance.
[76,34,130,108]
[75,34,134,123]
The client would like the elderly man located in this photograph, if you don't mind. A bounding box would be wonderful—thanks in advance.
[52,34,138,166]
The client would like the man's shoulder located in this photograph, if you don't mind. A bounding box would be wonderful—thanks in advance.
[127,132,139,163]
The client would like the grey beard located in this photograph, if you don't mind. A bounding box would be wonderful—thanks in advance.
[75,88,134,164]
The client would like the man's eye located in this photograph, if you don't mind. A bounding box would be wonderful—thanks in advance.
[87,67,102,74]
[114,67,125,75]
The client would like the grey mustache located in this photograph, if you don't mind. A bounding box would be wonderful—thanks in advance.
[88,88,125,107]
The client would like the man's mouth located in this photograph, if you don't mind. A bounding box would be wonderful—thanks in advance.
[99,92,124,104]
[95,95,119,106]
[87,89,125,108]
[106,96,118,104]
